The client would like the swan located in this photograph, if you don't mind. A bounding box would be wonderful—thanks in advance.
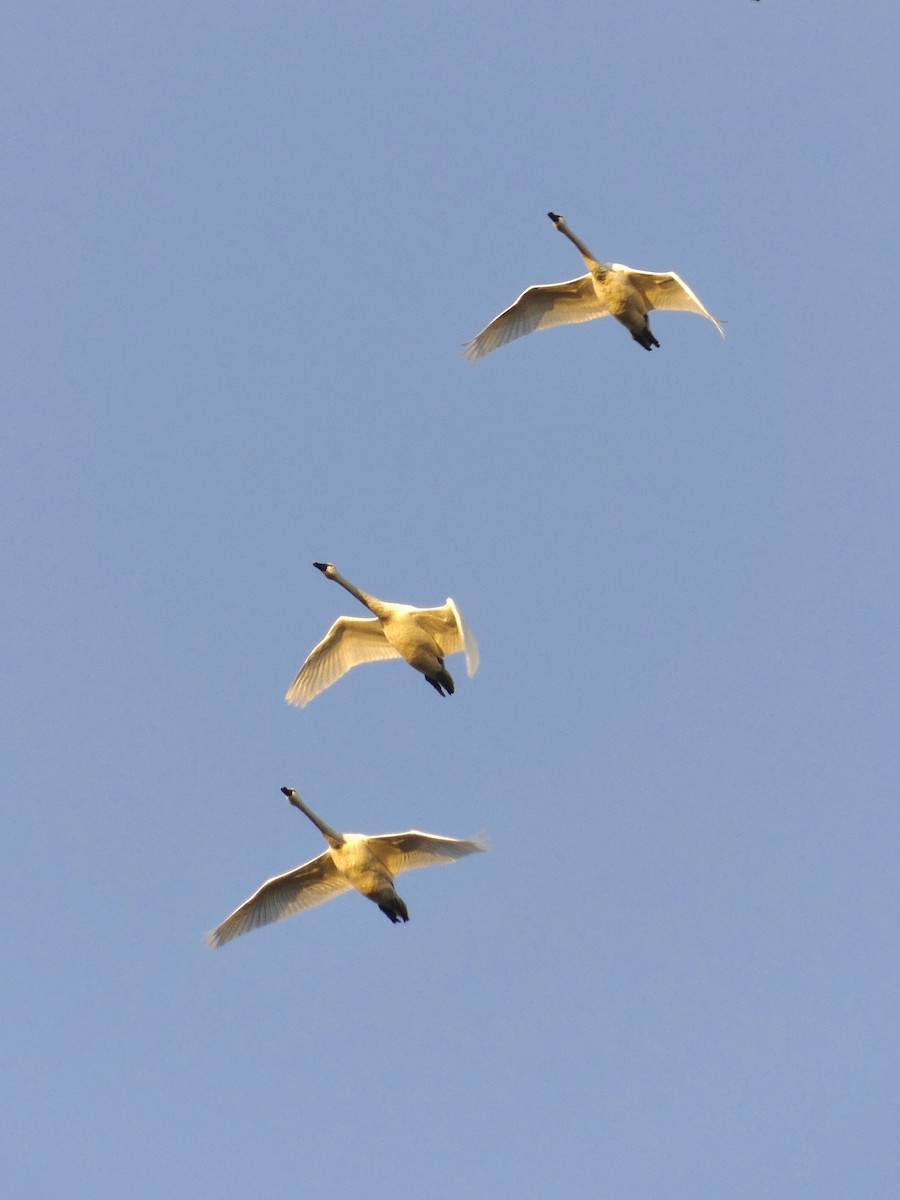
[285,562,479,706]
[463,211,724,357]
[207,788,489,945]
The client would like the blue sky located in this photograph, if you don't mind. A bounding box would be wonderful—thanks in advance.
[3,2,897,1197]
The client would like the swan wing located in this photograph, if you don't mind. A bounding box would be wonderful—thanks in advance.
[619,268,726,337]
[366,831,490,876]
[285,616,403,707]
[206,853,350,947]
[415,599,480,677]
[463,275,607,361]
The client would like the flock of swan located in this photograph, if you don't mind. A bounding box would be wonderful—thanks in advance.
[208,562,483,945]
[208,213,722,947]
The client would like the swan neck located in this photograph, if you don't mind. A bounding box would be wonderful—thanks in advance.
[558,221,604,270]
[292,795,344,847]
[329,570,380,616]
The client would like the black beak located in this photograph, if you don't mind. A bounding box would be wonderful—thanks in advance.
[312,562,328,572]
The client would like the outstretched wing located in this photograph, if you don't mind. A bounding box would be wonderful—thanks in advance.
[463,275,607,361]
[620,268,725,337]
[206,853,350,947]
[366,831,490,876]
[414,598,480,678]
[285,616,402,707]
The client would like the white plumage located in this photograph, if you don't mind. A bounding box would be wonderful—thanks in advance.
[464,212,724,358]
[207,788,489,945]
[285,562,479,706]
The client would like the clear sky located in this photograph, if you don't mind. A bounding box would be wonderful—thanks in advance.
[3,3,897,1197]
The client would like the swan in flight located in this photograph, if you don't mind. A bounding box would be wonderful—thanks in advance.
[285,562,479,706]
[207,788,489,945]
[464,211,724,357]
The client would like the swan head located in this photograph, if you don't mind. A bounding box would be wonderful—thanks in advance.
[547,211,563,226]
[281,786,302,810]
[281,786,307,815]
[313,561,336,577]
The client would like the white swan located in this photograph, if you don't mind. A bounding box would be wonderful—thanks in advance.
[285,562,479,706]
[207,788,489,945]
[464,212,724,357]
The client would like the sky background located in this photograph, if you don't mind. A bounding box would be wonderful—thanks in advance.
[2,2,897,1197]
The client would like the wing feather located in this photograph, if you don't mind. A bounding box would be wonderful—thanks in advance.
[285,616,402,707]
[463,275,608,361]
[414,599,480,677]
[619,268,725,336]
[207,853,350,948]
[365,831,490,876]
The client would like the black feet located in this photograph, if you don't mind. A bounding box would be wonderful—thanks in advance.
[377,894,410,923]
[425,666,455,696]
[632,327,660,351]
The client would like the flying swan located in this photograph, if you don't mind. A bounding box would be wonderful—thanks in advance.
[285,562,479,706]
[207,788,489,945]
[464,212,724,357]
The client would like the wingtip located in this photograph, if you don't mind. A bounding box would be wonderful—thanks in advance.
[466,639,480,678]
[284,680,309,707]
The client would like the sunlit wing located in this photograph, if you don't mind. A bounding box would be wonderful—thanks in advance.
[285,616,403,707]
[206,853,351,948]
[463,275,608,361]
[619,268,726,337]
[414,599,480,678]
[366,831,490,876]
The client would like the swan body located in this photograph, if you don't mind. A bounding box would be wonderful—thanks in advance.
[464,211,724,357]
[285,562,479,706]
[207,788,489,945]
